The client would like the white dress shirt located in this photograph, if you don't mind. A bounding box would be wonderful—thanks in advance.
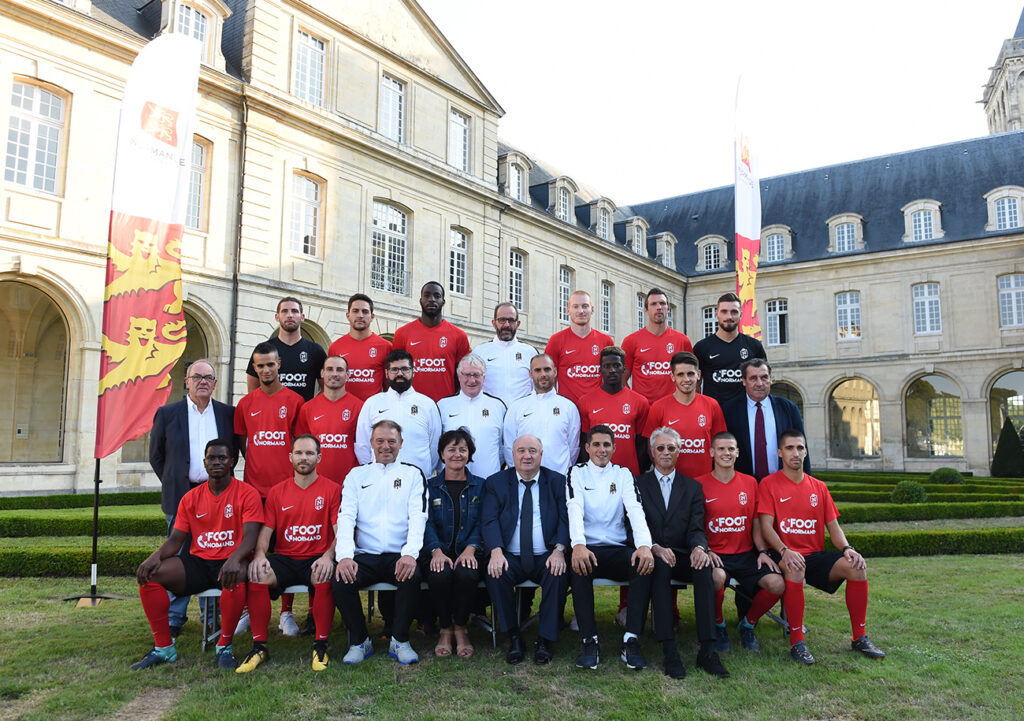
[566,461,652,549]
[474,337,538,407]
[355,388,441,478]
[186,397,218,483]
[657,469,676,509]
[335,461,427,559]
[503,389,581,475]
[438,391,506,478]
[746,394,779,476]
[506,474,546,557]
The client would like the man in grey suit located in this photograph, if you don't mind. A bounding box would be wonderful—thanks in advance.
[720,358,808,480]
[149,358,235,635]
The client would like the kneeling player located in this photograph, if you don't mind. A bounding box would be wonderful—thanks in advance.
[758,430,886,664]
[238,434,341,673]
[132,439,263,670]
[695,432,784,653]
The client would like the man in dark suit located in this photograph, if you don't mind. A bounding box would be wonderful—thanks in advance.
[635,426,729,680]
[482,434,569,665]
[721,358,808,480]
[149,359,235,634]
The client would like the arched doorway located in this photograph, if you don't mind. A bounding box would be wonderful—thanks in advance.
[905,374,963,458]
[828,378,881,458]
[772,381,804,417]
[988,370,1024,454]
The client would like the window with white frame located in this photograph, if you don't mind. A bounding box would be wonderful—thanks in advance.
[764,233,785,263]
[509,163,523,201]
[5,81,67,194]
[999,274,1024,327]
[632,225,645,254]
[827,214,864,253]
[996,196,1021,230]
[601,281,612,333]
[371,202,408,294]
[702,306,717,337]
[765,299,788,346]
[836,291,861,340]
[448,229,468,295]
[290,174,322,257]
[509,250,525,309]
[901,200,943,243]
[177,4,208,43]
[834,223,856,252]
[696,235,727,271]
[558,267,573,323]
[558,187,572,222]
[636,294,645,331]
[985,186,1024,231]
[912,283,941,334]
[185,138,209,231]
[293,30,326,106]
[598,208,610,240]
[380,74,405,143]
[911,210,933,241]
[667,304,676,329]
[448,109,469,172]
[704,243,721,270]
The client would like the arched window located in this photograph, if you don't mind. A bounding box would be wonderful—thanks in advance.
[988,370,1024,454]
[828,378,880,458]
[370,202,408,295]
[771,381,804,417]
[905,374,963,458]
[0,282,68,462]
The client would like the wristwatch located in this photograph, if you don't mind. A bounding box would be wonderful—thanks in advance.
[554,544,566,553]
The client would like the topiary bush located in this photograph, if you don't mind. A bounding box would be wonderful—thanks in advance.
[891,480,927,503]
[928,467,965,484]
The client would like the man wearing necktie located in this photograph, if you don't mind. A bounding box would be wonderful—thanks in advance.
[481,434,569,665]
[634,427,729,680]
[721,358,808,480]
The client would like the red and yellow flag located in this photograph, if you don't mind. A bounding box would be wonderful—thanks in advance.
[95,34,201,458]
[734,78,762,339]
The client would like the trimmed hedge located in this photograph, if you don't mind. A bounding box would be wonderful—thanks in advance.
[928,467,965,484]
[837,501,1024,523]
[831,491,1020,503]
[0,492,161,510]
[0,514,165,537]
[842,528,1024,557]
[826,482,1023,494]
[891,480,927,503]
[0,546,150,576]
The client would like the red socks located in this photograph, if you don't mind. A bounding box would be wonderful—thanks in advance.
[218,583,247,647]
[713,587,725,625]
[139,582,172,647]
[783,580,806,645]
[745,588,783,625]
[312,582,335,641]
[248,582,272,643]
[846,579,869,640]
[280,592,294,614]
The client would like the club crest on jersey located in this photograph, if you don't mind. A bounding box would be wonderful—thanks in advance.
[740,348,749,360]
[592,344,599,355]
[300,351,309,363]
[394,478,402,489]
[369,347,378,358]
[342,409,352,421]
[515,352,522,360]
[440,336,448,348]
[810,493,819,508]
[224,503,233,519]
[553,407,561,416]
[622,403,631,414]
[609,482,616,495]
[411,405,418,416]
[482,408,489,417]
[738,491,748,506]
[315,496,325,510]
[279,405,287,419]
[697,413,707,428]
[666,343,675,353]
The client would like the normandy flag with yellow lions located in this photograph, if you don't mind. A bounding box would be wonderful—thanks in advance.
[95,34,202,458]
[734,78,762,339]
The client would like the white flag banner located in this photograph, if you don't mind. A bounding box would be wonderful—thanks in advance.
[734,76,762,339]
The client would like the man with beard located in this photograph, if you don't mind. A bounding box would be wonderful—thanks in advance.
[393,282,471,402]
[621,288,693,404]
[328,294,392,401]
[246,297,326,402]
[296,355,364,486]
[473,302,538,406]
[692,293,766,404]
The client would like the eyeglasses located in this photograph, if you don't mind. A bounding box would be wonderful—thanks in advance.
[654,444,679,453]
[494,318,518,325]
[189,374,216,383]
[387,366,414,375]
[459,372,484,380]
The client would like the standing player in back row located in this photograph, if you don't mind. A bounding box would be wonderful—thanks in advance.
[328,294,392,401]
[545,290,614,406]
[693,292,766,404]
[295,355,363,487]
[622,288,693,404]
[247,297,326,402]
[393,282,471,403]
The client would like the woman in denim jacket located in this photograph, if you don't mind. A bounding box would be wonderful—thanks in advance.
[422,428,486,657]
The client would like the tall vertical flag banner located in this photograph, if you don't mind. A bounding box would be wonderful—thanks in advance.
[734,77,762,339]
[94,34,202,458]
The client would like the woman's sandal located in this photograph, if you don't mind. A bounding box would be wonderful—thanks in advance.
[435,628,454,657]
[454,627,473,658]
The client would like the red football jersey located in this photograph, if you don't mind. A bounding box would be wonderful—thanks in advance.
[263,475,341,559]
[392,319,471,402]
[643,393,726,479]
[328,333,392,400]
[578,386,650,475]
[234,387,304,498]
[694,471,759,555]
[295,393,363,486]
[174,478,264,560]
[757,471,839,556]
[622,327,693,403]
[544,328,615,406]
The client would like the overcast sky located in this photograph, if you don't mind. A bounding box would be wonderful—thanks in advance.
[418,0,1024,204]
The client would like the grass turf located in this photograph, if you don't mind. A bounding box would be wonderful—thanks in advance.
[0,555,1022,720]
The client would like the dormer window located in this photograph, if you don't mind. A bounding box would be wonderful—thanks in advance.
[598,209,610,240]
[499,151,532,202]
[984,186,1024,231]
[624,218,649,255]
[901,200,944,243]
[547,176,578,225]
[761,224,793,263]
[558,187,571,222]
[177,4,208,43]
[652,232,677,270]
[696,235,728,271]
[587,198,616,241]
[165,0,231,71]
[827,213,865,253]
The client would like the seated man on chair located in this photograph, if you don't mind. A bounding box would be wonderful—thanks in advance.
[758,430,886,665]
[332,420,428,665]
[566,425,655,670]
[482,434,569,666]
[132,439,263,670]
[693,432,784,653]
[237,434,341,673]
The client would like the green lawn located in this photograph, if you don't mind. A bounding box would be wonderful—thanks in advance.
[1,555,1022,720]
[841,516,1024,533]
[0,505,163,520]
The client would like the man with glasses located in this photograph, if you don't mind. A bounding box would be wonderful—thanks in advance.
[474,302,538,407]
[355,349,442,478]
[150,359,236,637]
[438,353,506,478]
